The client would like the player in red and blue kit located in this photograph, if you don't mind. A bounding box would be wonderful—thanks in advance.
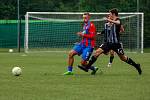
[64,12,98,75]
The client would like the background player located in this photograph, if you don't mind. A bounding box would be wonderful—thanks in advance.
[79,8,142,75]
[64,13,98,75]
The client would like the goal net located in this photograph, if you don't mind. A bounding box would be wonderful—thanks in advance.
[25,12,144,53]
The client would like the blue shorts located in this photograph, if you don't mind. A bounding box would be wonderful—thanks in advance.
[73,43,94,61]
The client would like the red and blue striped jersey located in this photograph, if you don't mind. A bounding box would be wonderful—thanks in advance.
[81,21,96,48]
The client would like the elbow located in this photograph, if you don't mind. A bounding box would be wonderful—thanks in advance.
[91,36,95,39]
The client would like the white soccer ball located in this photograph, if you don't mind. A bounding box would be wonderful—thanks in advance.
[12,67,22,76]
[9,49,13,53]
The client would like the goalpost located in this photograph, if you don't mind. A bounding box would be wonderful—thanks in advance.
[25,12,144,53]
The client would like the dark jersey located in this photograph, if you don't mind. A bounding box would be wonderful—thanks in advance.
[99,18,124,55]
[103,18,121,43]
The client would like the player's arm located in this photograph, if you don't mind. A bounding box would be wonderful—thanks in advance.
[106,18,120,25]
[82,32,95,39]
[120,25,125,33]
[77,31,95,39]
[97,30,105,35]
[77,23,96,39]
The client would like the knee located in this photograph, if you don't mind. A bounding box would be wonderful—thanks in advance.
[93,52,99,58]
[94,48,103,57]
[110,53,114,56]
[81,60,87,66]
[110,52,114,56]
[120,57,125,61]
[119,55,127,61]
[68,51,74,58]
[110,50,115,56]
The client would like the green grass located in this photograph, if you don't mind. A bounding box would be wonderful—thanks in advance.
[0,52,150,100]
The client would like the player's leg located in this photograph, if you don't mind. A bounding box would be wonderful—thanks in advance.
[64,44,82,75]
[78,47,97,73]
[108,50,115,67]
[118,54,142,75]
[78,47,93,72]
[88,48,103,66]
[114,43,142,75]
[78,60,89,72]
[88,48,105,75]
[87,43,109,68]
[78,43,110,75]
[64,50,77,75]
[78,47,103,74]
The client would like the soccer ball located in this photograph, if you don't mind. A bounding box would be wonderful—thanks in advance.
[12,67,22,76]
[9,49,13,53]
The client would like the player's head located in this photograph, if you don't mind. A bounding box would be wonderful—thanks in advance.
[83,12,90,23]
[106,14,112,23]
[109,8,118,18]
[106,14,112,19]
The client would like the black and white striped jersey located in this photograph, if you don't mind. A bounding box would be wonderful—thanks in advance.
[103,19,121,43]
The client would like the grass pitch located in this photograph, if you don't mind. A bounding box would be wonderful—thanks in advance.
[0,52,150,100]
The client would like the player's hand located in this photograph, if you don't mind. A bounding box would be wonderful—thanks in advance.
[97,32,101,35]
[103,17,107,21]
[104,17,110,23]
[107,18,112,22]
[76,32,83,37]
[104,17,112,22]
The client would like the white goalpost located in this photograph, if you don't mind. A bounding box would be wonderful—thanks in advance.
[24,12,144,53]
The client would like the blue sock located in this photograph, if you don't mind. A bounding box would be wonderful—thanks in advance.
[68,66,73,72]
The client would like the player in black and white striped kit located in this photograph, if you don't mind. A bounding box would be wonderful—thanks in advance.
[78,8,142,75]
[97,14,125,67]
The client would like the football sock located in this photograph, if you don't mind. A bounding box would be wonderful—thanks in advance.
[125,57,137,67]
[68,66,73,72]
[109,55,114,63]
[125,57,142,74]
[87,56,97,67]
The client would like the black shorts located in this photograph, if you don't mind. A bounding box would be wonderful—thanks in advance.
[99,42,124,55]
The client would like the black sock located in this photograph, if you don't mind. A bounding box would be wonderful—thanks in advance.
[87,56,97,67]
[125,57,137,67]
[109,55,114,63]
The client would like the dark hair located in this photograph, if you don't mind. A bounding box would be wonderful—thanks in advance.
[109,8,118,16]
[83,12,90,16]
